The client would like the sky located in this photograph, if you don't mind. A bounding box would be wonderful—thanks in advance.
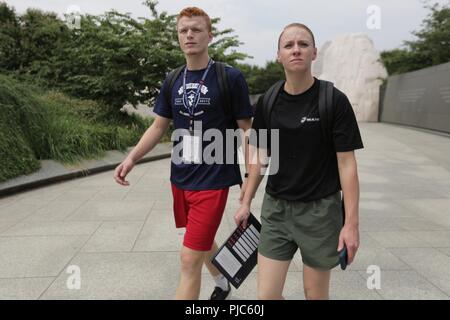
[5,0,450,66]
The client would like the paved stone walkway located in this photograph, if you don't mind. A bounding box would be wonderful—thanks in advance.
[0,123,449,299]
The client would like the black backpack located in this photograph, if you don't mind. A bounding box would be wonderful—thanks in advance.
[163,61,237,129]
[261,79,335,148]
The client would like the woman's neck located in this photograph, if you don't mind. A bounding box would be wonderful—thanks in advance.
[284,71,315,95]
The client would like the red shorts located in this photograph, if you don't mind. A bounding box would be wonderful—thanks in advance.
[171,184,229,251]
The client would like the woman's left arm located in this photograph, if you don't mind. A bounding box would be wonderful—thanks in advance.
[336,151,360,264]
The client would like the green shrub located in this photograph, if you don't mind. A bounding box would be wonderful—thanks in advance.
[0,103,41,181]
[0,74,156,182]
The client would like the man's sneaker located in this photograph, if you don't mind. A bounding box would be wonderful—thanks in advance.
[209,282,232,300]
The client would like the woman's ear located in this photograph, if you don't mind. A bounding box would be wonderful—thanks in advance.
[312,47,318,61]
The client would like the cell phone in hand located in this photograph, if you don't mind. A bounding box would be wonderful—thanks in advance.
[338,245,348,270]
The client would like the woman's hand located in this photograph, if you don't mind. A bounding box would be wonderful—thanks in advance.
[234,203,251,228]
[337,223,360,265]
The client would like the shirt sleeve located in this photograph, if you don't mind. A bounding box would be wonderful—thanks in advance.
[332,91,364,152]
[229,71,254,120]
[153,77,173,119]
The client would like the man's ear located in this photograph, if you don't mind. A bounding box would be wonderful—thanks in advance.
[208,32,213,43]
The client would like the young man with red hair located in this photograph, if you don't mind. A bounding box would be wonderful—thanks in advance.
[114,7,253,300]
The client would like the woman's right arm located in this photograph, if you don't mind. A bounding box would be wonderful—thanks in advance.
[234,145,269,227]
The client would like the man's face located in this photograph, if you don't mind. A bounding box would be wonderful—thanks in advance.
[177,16,213,56]
[277,27,317,72]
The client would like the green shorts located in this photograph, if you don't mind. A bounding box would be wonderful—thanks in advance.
[258,191,344,270]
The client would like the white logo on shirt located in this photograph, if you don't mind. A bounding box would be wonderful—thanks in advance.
[178,83,209,96]
[174,83,211,117]
[301,117,320,123]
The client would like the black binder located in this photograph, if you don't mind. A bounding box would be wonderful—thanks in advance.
[211,213,261,288]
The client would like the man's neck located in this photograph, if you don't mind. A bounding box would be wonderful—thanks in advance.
[186,52,210,71]
[284,71,315,95]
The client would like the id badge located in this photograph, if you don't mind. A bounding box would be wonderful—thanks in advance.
[182,135,201,163]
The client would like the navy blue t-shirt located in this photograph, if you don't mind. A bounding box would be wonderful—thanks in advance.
[153,63,253,190]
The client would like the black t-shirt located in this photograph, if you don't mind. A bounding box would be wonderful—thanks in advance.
[250,78,364,201]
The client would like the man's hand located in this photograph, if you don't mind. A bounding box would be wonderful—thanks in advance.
[337,223,359,265]
[114,158,135,186]
[234,203,251,228]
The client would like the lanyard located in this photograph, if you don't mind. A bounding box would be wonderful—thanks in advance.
[182,59,214,131]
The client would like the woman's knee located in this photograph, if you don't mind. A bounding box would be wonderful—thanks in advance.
[303,264,331,300]
[304,286,329,300]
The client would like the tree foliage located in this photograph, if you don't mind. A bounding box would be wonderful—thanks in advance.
[0,0,250,111]
[381,2,450,75]
[238,61,285,94]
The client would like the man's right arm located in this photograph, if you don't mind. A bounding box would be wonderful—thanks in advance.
[126,115,171,163]
[114,115,171,186]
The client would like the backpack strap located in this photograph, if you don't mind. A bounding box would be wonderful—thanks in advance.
[319,80,345,221]
[260,80,284,157]
[262,80,284,127]
[164,65,185,107]
[215,62,238,130]
[216,61,242,180]
[318,80,334,148]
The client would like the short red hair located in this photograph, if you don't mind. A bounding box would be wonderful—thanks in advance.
[177,7,212,32]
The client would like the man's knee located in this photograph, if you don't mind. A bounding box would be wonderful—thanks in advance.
[180,249,204,273]
[257,292,284,300]
[257,283,284,300]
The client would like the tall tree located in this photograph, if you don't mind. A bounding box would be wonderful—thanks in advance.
[0,2,22,70]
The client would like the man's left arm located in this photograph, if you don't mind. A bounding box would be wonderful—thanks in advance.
[237,119,253,203]
[336,151,360,264]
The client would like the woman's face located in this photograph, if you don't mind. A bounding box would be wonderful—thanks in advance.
[277,26,317,73]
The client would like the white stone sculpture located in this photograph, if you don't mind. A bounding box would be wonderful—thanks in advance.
[313,33,388,122]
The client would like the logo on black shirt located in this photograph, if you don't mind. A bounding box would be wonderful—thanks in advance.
[301,117,320,124]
